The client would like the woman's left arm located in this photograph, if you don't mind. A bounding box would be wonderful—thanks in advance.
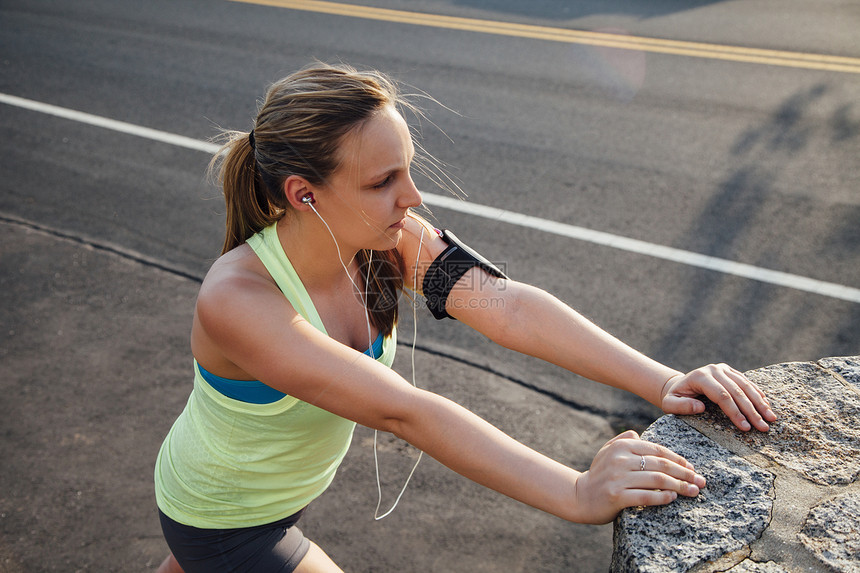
[447,275,776,432]
[397,216,775,432]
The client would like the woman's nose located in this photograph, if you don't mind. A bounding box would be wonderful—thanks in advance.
[398,175,422,208]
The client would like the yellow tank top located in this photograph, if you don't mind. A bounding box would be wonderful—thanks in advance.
[154,223,397,528]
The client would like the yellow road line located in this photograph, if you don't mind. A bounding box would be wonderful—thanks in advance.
[231,0,860,74]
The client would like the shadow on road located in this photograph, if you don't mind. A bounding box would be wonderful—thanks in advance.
[654,84,860,368]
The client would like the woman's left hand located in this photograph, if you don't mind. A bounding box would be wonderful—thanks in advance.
[660,364,777,432]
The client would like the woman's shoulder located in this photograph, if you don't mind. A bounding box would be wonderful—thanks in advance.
[207,243,271,282]
[192,242,305,379]
[197,244,283,318]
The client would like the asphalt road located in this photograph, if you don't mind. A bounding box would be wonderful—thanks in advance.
[3,0,859,420]
[1,0,858,570]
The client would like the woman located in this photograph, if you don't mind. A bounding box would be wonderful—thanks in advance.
[154,62,776,572]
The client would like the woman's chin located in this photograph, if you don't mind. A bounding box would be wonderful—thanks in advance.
[365,229,401,251]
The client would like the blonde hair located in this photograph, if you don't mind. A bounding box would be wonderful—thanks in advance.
[210,62,413,335]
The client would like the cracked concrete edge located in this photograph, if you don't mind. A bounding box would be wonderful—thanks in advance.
[611,416,775,573]
[796,491,860,573]
[688,548,752,573]
[816,356,860,397]
[685,465,776,573]
[723,560,792,573]
[612,358,860,572]
[677,357,860,573]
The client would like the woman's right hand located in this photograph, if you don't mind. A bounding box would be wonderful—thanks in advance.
[571,430,706,524]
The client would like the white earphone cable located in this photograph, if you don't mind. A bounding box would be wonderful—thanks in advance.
[308,202,373,348]
[373,225,425,520]
[308,202,425,520]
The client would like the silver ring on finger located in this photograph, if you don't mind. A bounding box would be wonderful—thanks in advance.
[639,455,646,471]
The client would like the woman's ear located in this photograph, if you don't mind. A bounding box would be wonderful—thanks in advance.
[283,175,316,211]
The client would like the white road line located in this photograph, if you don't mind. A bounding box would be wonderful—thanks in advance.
[0,93,220,154]
[3,92,859,304]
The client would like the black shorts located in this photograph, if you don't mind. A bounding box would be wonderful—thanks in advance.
[158,508,310,572]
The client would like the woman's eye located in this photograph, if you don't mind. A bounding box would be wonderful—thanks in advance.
[372,175,393,189]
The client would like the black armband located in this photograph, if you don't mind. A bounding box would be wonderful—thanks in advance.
[422,229,508,320]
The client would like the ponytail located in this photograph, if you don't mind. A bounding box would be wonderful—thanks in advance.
[212,132,286,255]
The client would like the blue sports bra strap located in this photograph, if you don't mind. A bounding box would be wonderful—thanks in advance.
[421,229,508,320]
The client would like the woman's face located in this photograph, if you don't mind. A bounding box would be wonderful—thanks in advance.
[316,105,422,251]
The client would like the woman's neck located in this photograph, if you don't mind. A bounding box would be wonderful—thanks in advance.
[275,216,361,292]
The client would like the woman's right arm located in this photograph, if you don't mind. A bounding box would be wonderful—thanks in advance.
[194,255,705,525]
